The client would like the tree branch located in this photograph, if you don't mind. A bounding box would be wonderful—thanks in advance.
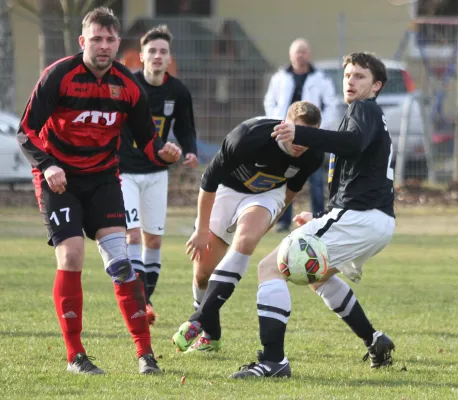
[80,0,118,18]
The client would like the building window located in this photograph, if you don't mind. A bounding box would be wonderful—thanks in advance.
[155,0,212,16]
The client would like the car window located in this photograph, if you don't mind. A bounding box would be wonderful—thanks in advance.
[0,119,18,136]
[322,68,407,96]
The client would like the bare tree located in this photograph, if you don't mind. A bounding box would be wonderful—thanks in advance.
[12,0,121,69]
[0,0,15,112]
[38,0,65,69]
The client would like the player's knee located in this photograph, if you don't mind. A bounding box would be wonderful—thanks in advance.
[98,232,135,284]
[257,256,281,283]
[105,258,135,284]
[126,228,142,245]
[233,233,259,255]
[194,270,211,289]
[57,250,84,271]
[310,268,339,292]
[143,233,161,249]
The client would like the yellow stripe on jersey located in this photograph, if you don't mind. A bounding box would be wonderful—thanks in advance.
[132,116,166,148]
[153,116,166,137]
[244,172,286,192]
[328,154,335,183]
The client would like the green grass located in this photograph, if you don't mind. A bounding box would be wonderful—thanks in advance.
[0,208,458,399]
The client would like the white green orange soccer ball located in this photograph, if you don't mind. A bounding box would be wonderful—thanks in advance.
[277,231,329,285]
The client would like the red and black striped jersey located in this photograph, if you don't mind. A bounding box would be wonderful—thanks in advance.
[17,52,167,176]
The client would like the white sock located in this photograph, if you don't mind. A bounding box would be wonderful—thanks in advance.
[193,284,206,309]
[316,275,356,318]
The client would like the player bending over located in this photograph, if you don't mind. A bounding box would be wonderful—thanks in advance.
[172,101,324,353]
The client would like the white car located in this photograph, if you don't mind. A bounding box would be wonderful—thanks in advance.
[315,59,428,179]
[0,111,33,184]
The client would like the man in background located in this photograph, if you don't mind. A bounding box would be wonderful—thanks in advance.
[264,38,337,231]
[119,25,198,325]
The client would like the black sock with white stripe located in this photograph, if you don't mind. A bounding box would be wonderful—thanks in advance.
[189,249,250,340]
[192,283,219,337]
[127,244,147,298]
[257,279,291,362]
[143,248,161,303]
[316,275,375,346]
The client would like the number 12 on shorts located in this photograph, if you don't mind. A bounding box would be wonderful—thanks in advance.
[50,207,70,226]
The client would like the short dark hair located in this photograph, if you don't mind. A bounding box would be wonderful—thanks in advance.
[342,52,388,96]
[287,101,322,127]
[140,25,173,50]
[82,7,121,34]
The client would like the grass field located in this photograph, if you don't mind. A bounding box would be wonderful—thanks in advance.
[1,207,458,400]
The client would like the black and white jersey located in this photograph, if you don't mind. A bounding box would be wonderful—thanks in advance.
[293,98,395,217]
[118,71,197,174]
[201,117,324,194]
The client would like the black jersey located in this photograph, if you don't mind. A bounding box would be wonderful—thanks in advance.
[201,117,324,194]
[118,72,197,174]
[293,98,395,217]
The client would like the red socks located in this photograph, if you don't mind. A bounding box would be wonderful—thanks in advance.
[53,270,85,362]
[114,277,153,357]
[54,271,152,361]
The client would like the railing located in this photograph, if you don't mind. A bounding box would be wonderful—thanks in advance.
[394,92,437,186]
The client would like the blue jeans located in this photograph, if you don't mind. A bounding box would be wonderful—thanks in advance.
[277,167,325,228]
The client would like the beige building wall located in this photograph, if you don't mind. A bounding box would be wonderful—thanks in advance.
[215,0,412,68]
[11,8,41,115]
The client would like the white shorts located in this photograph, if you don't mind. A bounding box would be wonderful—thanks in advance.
[208,185,286,245]
[295,208,395,283]
[120,171,168,235]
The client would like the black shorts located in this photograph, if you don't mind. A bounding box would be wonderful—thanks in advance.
[34,172,127,247]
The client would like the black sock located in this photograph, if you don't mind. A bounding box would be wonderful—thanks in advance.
[189,249,250,340]
[316,275,375,347]
[257,279,291,363]
[143,248,161,303]
[341,300,376,347]
[145,266,160,300]
[190,278,236,340]
[259,316,287,362]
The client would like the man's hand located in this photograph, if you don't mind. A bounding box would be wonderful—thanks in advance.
[183,152,198,168]
[186,229,212,261]
[158,142,182,164]
[293,211,313,227]
[44,165,67,194]
[272,122,295,144]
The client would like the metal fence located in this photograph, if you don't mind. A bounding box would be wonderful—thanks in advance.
[121,17,457,188]
[3,14,458,207]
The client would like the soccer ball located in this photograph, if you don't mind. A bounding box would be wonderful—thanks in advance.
[277,231,329,285]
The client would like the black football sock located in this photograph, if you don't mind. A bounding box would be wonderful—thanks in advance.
[143,247,161,303]
[257,279,291,362]
[189,249,250,340]
[316,275,375,346]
